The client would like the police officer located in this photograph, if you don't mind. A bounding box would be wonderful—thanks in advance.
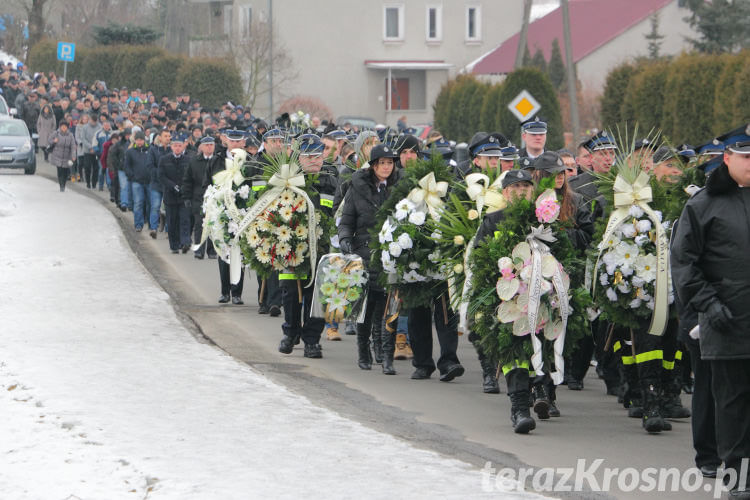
[206,129,248,304]
[519,117,547,160]
[158,132,193,254]
[672,127,750,494]
[182,135,219,259]
[278,134,339,358]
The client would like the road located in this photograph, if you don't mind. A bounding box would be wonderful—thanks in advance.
[29,160,715,500]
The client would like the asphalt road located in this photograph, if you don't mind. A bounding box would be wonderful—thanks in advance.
[28,160,713,500]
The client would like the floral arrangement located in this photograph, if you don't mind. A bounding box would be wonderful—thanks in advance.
[311,254,369,323]
[371,155,454,308]
[289,110,312,132]
[590,165,673,333]
[196,149,256,263]
[468,187,591,378]
[237,155,323,282]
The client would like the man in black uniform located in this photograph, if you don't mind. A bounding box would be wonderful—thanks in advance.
[182,135,219,259]
[519,117,547,160]
[277,134,339,359]
[158,132,193,254]
[672,126,750,496]
[205,129,248,305]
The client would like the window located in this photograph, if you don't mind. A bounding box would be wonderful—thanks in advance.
[383,4,405,41]
[426,5,442,42]
[241,6,252,39]
[223,4,233,36]
[466,5,481,42]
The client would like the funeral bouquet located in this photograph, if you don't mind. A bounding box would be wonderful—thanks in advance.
[196,149,256,263]
[468,186,590,383]
[430,169,507,331]
[311,253,369,323]
[590,155,672,335]
[238,154,323,283]
[372,156,453,308]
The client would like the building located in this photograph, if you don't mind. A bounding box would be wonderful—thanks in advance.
[469,0,695,91]
[222,0,523,125]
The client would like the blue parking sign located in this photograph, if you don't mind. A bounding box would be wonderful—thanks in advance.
[57,42,75,62]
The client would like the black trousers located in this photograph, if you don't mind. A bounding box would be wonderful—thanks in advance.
[165,203,191,251]
[687,342,720,469]
[218,258,244,297]
[83,152,98,187]
[594,319,621,390]
[358,289,387,339]
[568,332,595,382]
[281,281,324,345]
[407,292,460,375]
[56,166,69,190]
[634,318,678,384]
[111,169,120,204]
[711,359,750,488]
[257,271,282,307]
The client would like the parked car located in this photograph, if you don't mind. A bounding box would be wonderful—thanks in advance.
[412,123,433,141]
[0,95,10,117]
[0,117,36,174]
[336,115,377,131]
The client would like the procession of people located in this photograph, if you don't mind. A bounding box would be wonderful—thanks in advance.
[3,63,749,499]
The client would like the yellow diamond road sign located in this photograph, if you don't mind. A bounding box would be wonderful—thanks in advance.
[508,90,541,122]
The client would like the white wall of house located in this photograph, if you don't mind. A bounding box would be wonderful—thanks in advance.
[233,0,523,126]
[576,1,695,90]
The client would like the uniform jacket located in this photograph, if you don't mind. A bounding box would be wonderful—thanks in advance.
[159,152,192,205]
[182,153,219,212]
[107,140,126,172]
[569,170,605,219]
[124,144,154,184]
[338,166,400,289]
[671,162,750,360]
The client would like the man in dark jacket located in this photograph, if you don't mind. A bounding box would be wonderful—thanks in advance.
[123,131,153,231]
[22,91,41,151]
[671,128,750,497]
[159,132,193,253]
[278,134,339,359]
[149,128,171,237]
[182,135,219,259]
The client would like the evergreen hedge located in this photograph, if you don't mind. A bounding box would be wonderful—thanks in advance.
[27,39,243,107]
[433,69,562,148]
[601,50,750,143]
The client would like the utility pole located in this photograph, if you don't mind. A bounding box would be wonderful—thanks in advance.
[561,0,580,142]
[268,0,274,119]
[514,0,533,69]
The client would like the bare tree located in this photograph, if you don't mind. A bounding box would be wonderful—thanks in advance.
[223,18,298,112]
[54,0,156,45]
[11,0,54,57]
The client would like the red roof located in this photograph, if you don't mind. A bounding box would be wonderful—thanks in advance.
[472,0,672,74]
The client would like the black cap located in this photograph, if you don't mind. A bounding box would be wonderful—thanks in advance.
[716,123,750,154]
[652,146,676,165]
[134,131,146,141]
[394,134,421,154]
[199,136,215,145]
[370,144,399,163]
[502,169,534,188]
[529,151,566,173]
[521,117,547,135]
[584,130,617,152]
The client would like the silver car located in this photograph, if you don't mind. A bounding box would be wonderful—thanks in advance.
[0,118,36,175]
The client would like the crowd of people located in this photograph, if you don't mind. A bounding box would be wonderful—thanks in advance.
[3,63,749,498]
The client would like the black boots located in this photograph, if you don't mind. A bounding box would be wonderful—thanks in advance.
[661,377,691,418]
[480,358,500,394]
[371,299,385,364]
[510,391,536,434]
[381,331,396,375]
[357,326,372,370]
[531,383,550,420]
[642,382,666,433]
[547,383,561,417]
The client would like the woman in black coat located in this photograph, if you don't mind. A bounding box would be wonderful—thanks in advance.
[338,145,401,374]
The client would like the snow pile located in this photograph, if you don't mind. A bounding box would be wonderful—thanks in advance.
[0,175,549,499]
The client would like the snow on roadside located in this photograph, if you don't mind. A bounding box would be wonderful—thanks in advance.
[0,175,551,500]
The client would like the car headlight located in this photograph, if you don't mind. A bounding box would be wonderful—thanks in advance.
[19,139,31,153]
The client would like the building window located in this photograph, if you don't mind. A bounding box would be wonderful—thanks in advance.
[241,6,252,39]
[426,5,442,42]
[466,5,481,42]
[223,4,233,37]
[383,4,405,41]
